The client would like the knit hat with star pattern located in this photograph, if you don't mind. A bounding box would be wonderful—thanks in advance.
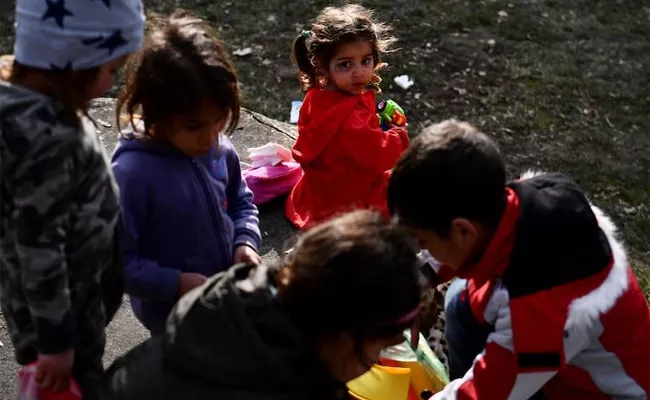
[14,0,145,70]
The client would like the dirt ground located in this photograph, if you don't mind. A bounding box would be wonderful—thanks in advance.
[0,0,648,297]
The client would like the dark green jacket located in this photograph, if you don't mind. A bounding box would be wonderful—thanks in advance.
[98,263,348,400]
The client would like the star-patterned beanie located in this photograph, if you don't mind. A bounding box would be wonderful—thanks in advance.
[14,0,145,71]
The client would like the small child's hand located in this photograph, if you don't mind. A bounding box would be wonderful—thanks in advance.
[392,125,410,146]
[35,348,74,393]
[178,272,207,297]
[385,121,408,134]
[233,245,262,265]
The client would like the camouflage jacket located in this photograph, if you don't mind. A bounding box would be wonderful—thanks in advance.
[0,81,123,365]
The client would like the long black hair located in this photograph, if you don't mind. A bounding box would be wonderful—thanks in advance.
[276,210,421,346]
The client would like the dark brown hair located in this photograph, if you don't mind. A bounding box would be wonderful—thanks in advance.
[116,10,240,138]
[292,4,396,93]
[388,120,507,237]
[1,54,99,128]
[276,210,421,341]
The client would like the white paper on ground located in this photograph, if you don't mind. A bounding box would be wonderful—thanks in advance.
[394,74,414,89]
[290,100,303,124]
[233,47,252,57]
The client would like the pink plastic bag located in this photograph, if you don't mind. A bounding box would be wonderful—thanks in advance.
[18,363,82,400]
[243,161,302,205]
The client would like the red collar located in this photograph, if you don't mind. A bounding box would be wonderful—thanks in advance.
[459,188,520,286]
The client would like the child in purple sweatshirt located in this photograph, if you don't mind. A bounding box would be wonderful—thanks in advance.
[111,12,261,334]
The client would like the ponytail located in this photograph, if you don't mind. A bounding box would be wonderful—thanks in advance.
[291,32,317,92]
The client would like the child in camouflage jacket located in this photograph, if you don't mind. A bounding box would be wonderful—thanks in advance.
[0,0,144,396]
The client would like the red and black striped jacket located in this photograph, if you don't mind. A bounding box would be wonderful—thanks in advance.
[429,172,649,399]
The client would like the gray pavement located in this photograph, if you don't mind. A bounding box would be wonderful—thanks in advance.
[0,98,298,398]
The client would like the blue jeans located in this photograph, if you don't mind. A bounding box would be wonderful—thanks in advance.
[444,279,493,380]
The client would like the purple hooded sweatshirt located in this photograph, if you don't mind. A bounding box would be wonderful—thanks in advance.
[111,134,261,333]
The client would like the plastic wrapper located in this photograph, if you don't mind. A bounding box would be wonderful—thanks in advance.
[17,363,82,400]
[242,142,302,205]
[246,142,293,168]
[347,331,449,400]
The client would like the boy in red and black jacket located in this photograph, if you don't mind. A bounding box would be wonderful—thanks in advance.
[388,120,649,399]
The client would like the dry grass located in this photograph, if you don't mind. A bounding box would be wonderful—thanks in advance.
[1,0,647,299]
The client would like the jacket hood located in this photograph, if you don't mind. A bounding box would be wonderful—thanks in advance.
[162,263,343,396]
[463,172,612,287]
[292,89,376,163]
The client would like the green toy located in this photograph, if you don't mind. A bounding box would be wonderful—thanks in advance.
[377,99,419,139]
[377,99,407,128]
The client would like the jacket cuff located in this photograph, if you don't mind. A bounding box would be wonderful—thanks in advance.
[155,267,183,303]
[35,311,75,354]
[234,231,261,252]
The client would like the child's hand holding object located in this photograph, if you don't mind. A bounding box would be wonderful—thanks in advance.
[35,350,75,393]
[234,245,262,265]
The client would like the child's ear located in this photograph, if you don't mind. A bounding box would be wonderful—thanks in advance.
[450,218,478,249]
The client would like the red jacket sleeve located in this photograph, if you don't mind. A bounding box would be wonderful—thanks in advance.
[338,107,409,172]
[431,287,560,400]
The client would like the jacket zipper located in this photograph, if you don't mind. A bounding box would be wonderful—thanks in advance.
[192,160,227,267]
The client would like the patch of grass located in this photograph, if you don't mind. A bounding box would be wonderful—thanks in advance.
[631,255,650,303]
[1,0,647,299]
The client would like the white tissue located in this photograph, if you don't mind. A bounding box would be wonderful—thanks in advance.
[247,142,293,168]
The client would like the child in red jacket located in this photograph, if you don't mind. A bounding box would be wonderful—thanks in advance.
[285,4,410,230]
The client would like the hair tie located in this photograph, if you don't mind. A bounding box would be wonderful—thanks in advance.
[301,30,311,40]
[373,304,420,328]
[392,305,420,325]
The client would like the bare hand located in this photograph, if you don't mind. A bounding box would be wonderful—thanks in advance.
[177,272,207,297]
[233,245,262,265]
[35,349,74,393]
[391,125,410,146]
[385,119,408,130]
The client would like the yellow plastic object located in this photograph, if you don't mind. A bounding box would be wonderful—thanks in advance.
[347,365,412,400]
[398,360,441,396]
[379,332,450,394]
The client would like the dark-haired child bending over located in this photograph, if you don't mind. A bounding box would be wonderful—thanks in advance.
[98,210,422,400]
[389,120,649,399]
